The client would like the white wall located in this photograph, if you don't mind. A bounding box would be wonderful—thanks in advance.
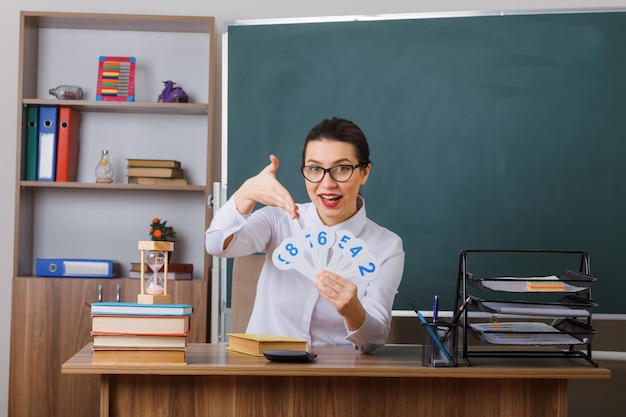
[1,0,625,414]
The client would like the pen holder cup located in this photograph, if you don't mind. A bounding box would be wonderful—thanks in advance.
[421,323,458,367]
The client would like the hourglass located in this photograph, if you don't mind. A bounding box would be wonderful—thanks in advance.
[137,240,174,304]
[145,250,165,295]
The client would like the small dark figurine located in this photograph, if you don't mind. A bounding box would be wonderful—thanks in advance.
[157,80,189,103]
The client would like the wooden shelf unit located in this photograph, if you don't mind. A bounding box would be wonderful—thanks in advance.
[10,11,217,417]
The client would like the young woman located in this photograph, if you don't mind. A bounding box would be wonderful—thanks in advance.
[205,117,404,353]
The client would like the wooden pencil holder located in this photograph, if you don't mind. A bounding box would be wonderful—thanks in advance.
[137,240,174,304]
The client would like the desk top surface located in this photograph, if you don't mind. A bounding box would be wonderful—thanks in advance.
[62,343,611,380]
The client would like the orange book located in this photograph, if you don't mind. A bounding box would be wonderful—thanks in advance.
[55,107,81,182]
[91,347,186,364]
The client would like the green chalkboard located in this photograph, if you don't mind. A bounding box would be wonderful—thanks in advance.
[226,10,626,314]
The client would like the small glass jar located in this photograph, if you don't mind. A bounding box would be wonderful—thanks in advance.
[49,85,84,100]
[95,150,114,183]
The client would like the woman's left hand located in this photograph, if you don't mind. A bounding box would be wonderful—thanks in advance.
[314,270,366,331]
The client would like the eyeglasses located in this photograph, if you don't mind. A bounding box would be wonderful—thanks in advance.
[301,164,363,183]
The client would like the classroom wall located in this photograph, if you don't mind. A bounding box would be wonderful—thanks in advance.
[1,1,625,415]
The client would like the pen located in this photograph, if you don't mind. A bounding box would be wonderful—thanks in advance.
[430,295,439,359]
[409,302,454,364]
[451,296,471,325]
[441,296,472,342]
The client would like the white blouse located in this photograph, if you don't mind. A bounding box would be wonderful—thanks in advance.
[205,194,405,353]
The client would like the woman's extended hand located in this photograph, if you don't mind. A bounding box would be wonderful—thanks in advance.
[314,270,366,331]
[235,154,299,219]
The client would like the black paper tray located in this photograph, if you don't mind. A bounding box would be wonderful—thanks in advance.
[468,318,596,346]
[470,294,597,318]
[466,270,596,293]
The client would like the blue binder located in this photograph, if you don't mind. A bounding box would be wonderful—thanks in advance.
[35,258,116,278]
[37,106,58,181]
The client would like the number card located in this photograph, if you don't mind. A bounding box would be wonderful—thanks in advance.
[272,237,316,280]
[272,228,379,281]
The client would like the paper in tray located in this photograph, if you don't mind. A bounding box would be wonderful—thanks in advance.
[472,295,597,318]
[469,319,596,346]
[466,270,596,293]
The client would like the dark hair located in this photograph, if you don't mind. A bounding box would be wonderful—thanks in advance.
[302,117,371,166]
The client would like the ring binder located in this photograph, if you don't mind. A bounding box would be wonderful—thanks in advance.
[35,258,116,278]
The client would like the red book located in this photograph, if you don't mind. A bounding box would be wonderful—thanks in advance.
[55,107,81,182]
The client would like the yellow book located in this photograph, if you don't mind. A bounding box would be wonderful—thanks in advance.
[126,166,183,178]
[128,176,188,185]
[226,333,308,357]
[126,159,181,168]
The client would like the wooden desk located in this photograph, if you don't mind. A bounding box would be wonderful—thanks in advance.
[62,343,610,417]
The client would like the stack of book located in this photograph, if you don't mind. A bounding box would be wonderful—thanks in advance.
[126,158,187,185]
[90,302,193,364]
[128,262,193,280]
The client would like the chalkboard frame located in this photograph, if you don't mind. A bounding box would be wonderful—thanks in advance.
[221,8,626,315]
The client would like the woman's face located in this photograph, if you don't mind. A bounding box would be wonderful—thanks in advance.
[303,138,370,226]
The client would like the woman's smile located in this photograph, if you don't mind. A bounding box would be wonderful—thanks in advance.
[319,193,342,207]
